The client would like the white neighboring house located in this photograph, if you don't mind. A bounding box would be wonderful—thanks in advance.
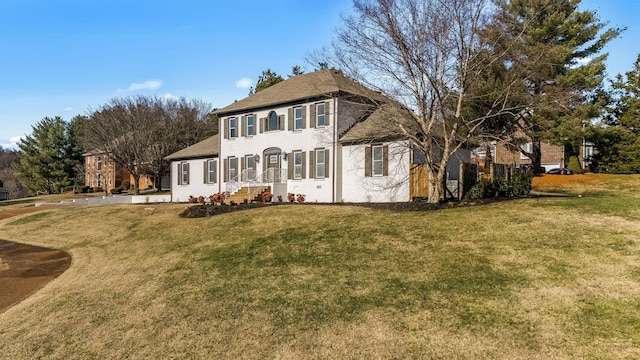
[167,69,471,203]
[165,135,219,203]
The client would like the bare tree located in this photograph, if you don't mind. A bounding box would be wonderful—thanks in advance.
[82,96,215,194]
[0,147,28,199]
[329,0,526,202]
[139,97,216,191]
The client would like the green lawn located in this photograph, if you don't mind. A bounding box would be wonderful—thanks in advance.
[1,175,640,359]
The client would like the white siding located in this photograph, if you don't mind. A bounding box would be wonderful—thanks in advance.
[341,141,411,202]
[220,100,336,203]
[170,158,219,203]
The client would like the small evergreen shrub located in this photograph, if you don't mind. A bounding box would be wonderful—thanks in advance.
[465,169,532,200]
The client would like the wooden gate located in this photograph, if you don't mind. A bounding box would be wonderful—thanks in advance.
[409,164,428,201]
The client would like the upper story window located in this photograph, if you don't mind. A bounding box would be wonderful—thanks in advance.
[267,111,279,132]
[246,114,255,136]
[294,107,303,130]
[97,156,102,171]
[316,103,326,127]
[229,118,237,138]
[520,143,532,160]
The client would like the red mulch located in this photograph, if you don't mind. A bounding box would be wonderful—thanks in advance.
[179,197,515,218]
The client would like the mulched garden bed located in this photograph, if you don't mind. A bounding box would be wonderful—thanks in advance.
[179,197,517,218]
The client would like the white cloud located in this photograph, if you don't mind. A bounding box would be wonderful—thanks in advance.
[117,80,163,93]
[163,93,178,100]
[1,136,24,149]
[64,107,74,112]
[571,57,592,69]
[235,77,253,89]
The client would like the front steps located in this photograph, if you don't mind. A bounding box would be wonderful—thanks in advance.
[226,186,271,204]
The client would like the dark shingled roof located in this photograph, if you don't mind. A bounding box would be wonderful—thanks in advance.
[165,134,219,160]
[339,104,417,143]
[214,70,385,116]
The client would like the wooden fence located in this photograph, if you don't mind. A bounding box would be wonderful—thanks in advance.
[410,162,479,201]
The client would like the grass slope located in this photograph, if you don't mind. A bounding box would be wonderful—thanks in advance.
[1,175,640,358]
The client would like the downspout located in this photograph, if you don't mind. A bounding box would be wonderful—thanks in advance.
[332,97,337,203]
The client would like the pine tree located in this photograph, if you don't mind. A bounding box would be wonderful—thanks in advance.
[249,69,284,95]
[590,54,640,173]
[15,117,81,195]
[483,0,622,172]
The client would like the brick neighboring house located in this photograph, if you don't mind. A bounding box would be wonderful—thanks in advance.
[84,151,154,192]
[493,140,564,172]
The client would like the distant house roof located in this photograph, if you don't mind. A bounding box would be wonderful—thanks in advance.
[214,70,385,116]
[165,134,219,161]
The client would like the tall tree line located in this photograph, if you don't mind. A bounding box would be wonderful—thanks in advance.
[81,96,216,193]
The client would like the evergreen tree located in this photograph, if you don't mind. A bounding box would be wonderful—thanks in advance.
[249,69,284,95]
[590,54,640,173]
[15,117,82,195]
[482,0,622,172]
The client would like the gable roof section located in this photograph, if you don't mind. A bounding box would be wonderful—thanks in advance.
[214,70,385,116]
[165,134,219,161]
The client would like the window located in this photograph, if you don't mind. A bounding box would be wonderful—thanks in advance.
[229,118,237,138]
[246,114,255,136]
[229,157,237,180]
[97,156,102,171]
[316,103,326,127]
[372,145,384,176]
[244,155,256,181]
[246,155,255,170]
[315,149,325,178]
[178,162,189,185]
[97,173,102,187]
[365,144,388,177]
[294,107,303,130]
[205,159,217,184]
[520,143,532,160]
[267,111,279,132]
[293,151,303,179]
[108,173,112,186]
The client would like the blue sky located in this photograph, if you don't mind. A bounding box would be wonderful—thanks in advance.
[1,0,638,149]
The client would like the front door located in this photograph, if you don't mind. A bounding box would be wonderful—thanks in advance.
[263,148,282,182]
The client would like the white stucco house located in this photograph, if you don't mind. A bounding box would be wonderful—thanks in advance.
[166,70,470,203]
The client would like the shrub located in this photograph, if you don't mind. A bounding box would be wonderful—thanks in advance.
[110,188,122,195]
[465,169,532,200]
[121,181,131,190]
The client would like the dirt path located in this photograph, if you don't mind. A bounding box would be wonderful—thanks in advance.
[0,206,71,313]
